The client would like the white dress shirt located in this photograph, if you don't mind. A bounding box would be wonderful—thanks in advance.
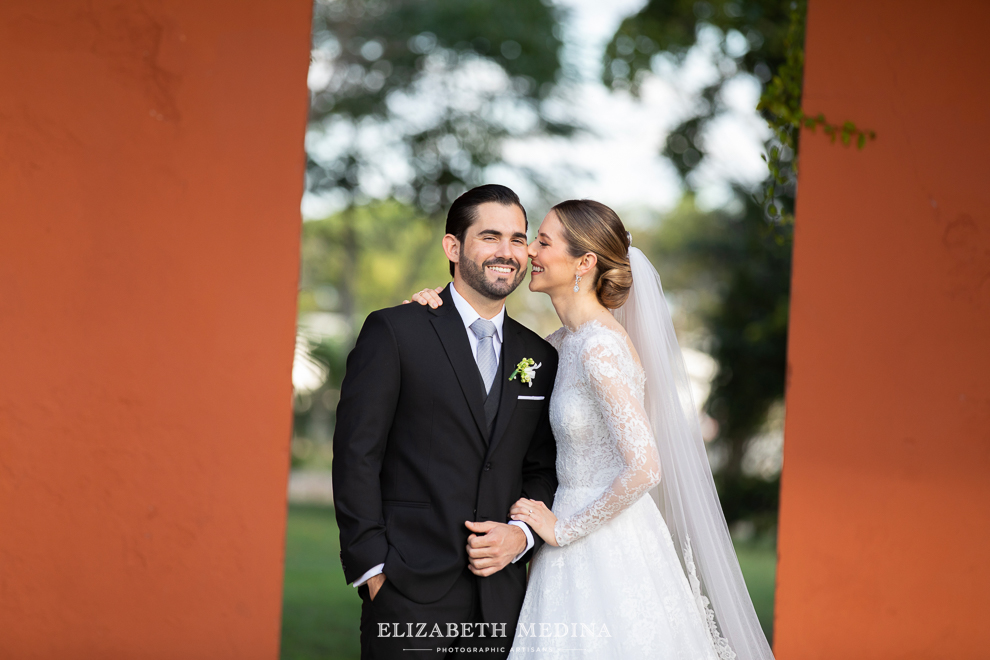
[352,282,535,587]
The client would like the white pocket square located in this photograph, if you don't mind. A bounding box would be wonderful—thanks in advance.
[517,395,545,400]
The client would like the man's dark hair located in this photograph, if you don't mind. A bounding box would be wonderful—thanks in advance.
[445,184,527,276]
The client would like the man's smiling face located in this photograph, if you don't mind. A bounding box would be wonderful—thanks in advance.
[456,202,529,300]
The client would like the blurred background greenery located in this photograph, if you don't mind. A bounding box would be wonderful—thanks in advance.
[283,0,802,657]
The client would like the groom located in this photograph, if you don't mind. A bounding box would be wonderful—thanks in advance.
[332,184,559,659]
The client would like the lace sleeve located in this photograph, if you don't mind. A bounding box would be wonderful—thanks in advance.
[554,332,661,546]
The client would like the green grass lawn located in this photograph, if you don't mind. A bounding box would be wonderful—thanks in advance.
[733,537,777,643]
[280,504,361,660]
[280,504,776,659]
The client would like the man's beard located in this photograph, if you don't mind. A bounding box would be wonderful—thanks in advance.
[460,255,526,301]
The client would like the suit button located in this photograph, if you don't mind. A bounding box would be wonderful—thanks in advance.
[484,462,492,471]
[473,508,477,516]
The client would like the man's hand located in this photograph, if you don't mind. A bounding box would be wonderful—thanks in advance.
[367,573,386,601]
[464,521,526,577]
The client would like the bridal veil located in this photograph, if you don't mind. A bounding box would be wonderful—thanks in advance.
[612,246,775,660]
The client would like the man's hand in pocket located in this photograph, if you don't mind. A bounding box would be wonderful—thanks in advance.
[368,573,386,601]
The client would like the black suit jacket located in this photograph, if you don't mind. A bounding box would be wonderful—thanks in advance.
[332,285,558,615]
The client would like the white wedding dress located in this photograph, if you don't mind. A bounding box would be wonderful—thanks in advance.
[507,320,724,660]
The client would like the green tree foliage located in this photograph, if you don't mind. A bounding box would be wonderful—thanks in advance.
[606,3,797,496]
[308,0,570,213]
[649,193,790,484]
[604,0,872,215]
[604,0,793,184]
[299,201,452,335]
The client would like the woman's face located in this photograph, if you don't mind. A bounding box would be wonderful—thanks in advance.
[527,211,581,295]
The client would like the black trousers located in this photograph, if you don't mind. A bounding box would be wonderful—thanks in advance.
[358,568,512,660]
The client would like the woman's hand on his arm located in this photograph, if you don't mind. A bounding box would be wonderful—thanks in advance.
[510,497,559,547]
[402,286,444,308]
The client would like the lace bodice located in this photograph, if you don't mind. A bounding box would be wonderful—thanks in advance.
[546,320,662,546]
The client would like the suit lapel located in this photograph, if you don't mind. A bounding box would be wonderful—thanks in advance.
[430,285,488,441]
[486,317,523,460]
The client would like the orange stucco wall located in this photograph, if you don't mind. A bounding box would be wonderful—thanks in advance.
[0,2,311,657]
[775,1,990,657]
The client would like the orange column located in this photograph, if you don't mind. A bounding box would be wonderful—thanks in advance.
[775,1,990,657]
[0,2,311,657]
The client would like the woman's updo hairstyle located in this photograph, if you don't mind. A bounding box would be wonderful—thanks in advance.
[550,199,632,309]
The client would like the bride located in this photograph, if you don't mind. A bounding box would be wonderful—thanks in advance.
[411,199,774,660]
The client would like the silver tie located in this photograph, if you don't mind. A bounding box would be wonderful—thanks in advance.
[470,318,498,394]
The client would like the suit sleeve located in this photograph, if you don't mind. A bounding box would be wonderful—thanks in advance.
[332,311,400,584]
[517,352,559,561]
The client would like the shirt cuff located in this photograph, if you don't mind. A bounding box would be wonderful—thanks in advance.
[508,520,535,563]
[352,563,384,587]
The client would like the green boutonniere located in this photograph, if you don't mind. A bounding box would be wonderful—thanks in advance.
[509,357,542,387]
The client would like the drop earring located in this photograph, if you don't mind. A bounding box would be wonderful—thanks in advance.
[573,274,582,293]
